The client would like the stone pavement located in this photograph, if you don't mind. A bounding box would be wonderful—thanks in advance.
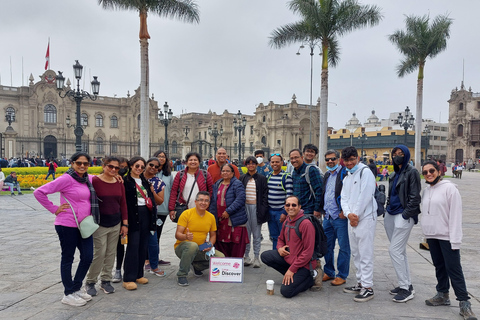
[0,173,478,320]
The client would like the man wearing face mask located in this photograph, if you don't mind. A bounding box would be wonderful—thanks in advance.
[319,150,350,287]
[340,146,377,302]
[385,145,421,303]
[254,150,272,177]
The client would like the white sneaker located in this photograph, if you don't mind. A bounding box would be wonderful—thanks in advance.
[244,256,252,266]
[74,290,92,302]
[61,293,87,307]
[253,257,261,268]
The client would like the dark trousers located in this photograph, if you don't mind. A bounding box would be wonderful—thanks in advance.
[427,238,469,301]
[116,235,125,270]
[123,206,150,282]
[261,250,314,298]
[55,225,93,295]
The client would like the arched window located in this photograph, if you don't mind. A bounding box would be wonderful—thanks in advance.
[262,115,266,122]
[5,107,15,122]
[459,103,464,111]
[44,104,57,123]
[81,113,88,126]
[96,137,104,154]
[457,124,464,137]
[172,141,178,153]
[110,115,118,128]
[95,114,103,127]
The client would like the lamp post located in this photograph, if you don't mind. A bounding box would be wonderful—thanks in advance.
[158,102,173,154]
[56,60,100,152]
[358,133,367,163]
[423,124,431,161]
[297,39,320,144]
[208,122,223,154]
[397,106,415,145]
[233,110,247,165]
[184,125,190,138]
[5,112,15,129]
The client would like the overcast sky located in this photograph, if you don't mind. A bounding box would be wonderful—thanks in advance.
[1,0,478,129]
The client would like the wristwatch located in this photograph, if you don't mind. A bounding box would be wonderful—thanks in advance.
[122,224,129,227]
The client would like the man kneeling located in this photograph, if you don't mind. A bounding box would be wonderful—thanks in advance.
[261,196,316,298]
[174,191,224,286]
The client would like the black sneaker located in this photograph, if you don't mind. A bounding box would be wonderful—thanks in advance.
[100,281,115,294]
[343,283,362,294]
[85,282,97,296]
[177,277,189,286]
[354,287,374,302]
[192,266,203,277]
[393,288,414,303]
[390,284,415,295]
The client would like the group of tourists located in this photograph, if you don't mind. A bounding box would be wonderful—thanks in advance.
[32,143,476,320]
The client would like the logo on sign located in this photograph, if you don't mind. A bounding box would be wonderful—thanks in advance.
[212,268,220,276]
[233,262,240,269]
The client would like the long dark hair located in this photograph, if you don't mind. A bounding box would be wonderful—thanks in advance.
[153,150,171,176]
[126,156,146,183]
[71,152,91,163]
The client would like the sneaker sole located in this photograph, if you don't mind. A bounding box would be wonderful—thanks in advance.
[354,294,374,302]
[111,279,121,283]
[390,288,415,295]
[177,282,189,286]
[343,288,362,294]
[62,300,86,307]
[393,294,414,303]
[100,286,115,294]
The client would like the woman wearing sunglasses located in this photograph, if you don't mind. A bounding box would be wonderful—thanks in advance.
[209,163,248,257]
[85,156,128,296]
[420,160,476,319]
[122,156,157,290]
[143,157,167,277]
[34,152,97,306]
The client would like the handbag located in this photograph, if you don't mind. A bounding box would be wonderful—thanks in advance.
[136,183,154,211]
[173,171,199,223]
[63,196,99,239]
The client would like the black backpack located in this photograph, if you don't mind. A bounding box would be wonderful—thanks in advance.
[359,167,386,216]
[282,214,328,274]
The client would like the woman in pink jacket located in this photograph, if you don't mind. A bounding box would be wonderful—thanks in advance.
[34,152,98,307]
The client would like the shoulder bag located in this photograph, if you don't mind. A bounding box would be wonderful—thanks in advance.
[173,171,198,223]
[136,183,154,211]
[63,195,99,239]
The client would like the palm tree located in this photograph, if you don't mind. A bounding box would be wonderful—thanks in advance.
[99,0,200,158]
[269,0,382,169]
[389,14,452,171]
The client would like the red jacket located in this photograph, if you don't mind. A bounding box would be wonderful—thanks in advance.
[277,210,316,273]
[168,168,214,211]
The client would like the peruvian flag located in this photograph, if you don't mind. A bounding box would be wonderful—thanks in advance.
[45,39,50,70]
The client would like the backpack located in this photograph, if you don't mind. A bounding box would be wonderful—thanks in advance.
[282,214,328,275]
[300,165,323,199]
[177,169,209,193]
[266,171,290,192]
[359,167,386,216]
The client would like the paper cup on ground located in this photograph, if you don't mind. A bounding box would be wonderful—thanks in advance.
[266,280,274,295]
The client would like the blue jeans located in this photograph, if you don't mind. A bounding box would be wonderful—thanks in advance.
[323,216,350,280]
[45,172,56,180]
[55,225,93,295]
[267,208,285,250]
[148,231,160,270]
[5,182,22,193]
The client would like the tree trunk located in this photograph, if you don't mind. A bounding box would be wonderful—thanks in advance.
[414,65,424,172]
[139,37,150,158]
[318,45,329,171]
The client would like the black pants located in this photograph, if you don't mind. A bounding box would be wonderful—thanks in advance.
[427,238,469,301]
[123,206,150,282]
[116,235,125,270]
[261,250,314,298]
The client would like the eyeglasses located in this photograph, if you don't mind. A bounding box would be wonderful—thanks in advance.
[325,157,337,162]
[148,163,160,169]
[285,203,298,207]
[422,168,437,176]
[134,164,145,170]
[270,153,281,157]
[74,161,90,167]
[196,199,210,203]
[343,157,357,163]
[106,164,120,171]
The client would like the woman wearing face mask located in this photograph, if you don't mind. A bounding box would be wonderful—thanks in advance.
[168,152,214,221]
[122,157,157,290]
[420,160,476,319]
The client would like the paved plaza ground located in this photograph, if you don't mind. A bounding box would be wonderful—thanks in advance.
[0,172,478,320]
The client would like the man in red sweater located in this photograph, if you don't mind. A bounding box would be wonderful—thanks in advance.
[207,147,240,183]
[261,195,316,298]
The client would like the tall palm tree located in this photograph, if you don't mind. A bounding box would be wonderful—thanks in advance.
[389,14,452,171]
[270,0,382,169]
[99,0,200,158]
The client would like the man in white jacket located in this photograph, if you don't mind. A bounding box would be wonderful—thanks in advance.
[340,146,377,302]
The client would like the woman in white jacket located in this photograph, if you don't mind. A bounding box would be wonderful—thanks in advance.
[421,160,476,320]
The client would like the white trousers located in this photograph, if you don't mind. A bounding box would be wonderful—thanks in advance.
[384,213,414,290]
[348,215,376,288]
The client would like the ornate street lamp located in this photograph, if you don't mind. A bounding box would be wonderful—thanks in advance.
[233,110,247,165]
[56,60,100,152]
[158,102,173,154]
[397,106,415,145]
[184,125,190,138]
[208,122,223,154]
[5,112,15,128]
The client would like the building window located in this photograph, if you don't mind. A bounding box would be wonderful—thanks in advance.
[459,103,464,110]
[262,115,266,122]
[5,107,15,122]
[82,141,89,153]
[111,142,118,153]
[96,137,104,154]
[95,114,103,127]
[457,124,464,137]
[198,132,201,140]
[277,139,281,146]
[44,104,57,123]
[250,126,254,135]
[81,113,88,126]
[477,101,480,109]
[204,131,207,140]
[172,141,178,153]
[110,115,118,128]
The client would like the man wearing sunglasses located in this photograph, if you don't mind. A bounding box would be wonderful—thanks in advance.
[261,196,316,298]
[385,145,421,303]
[319,150,350,287]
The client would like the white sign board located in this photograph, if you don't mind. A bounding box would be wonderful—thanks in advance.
[209,257,244,283]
